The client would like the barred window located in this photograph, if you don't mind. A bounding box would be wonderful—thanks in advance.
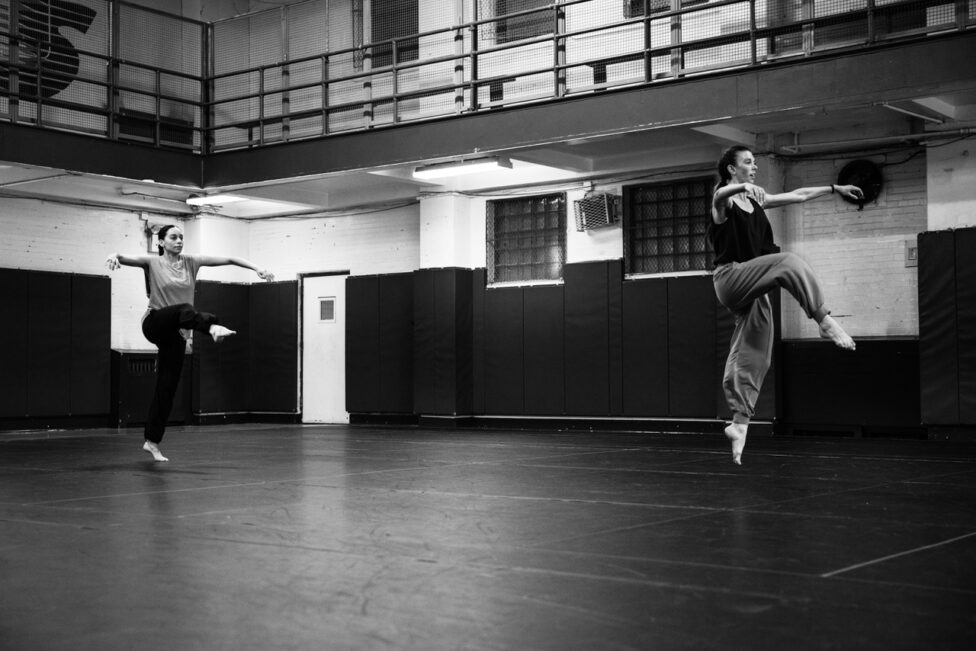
[494,0,552,44]
[624,177,714,275]
[487,193,566,284]
[623,0,707,17]
[371,0,419,68]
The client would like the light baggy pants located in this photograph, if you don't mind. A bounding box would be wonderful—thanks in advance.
[713,252,829,423]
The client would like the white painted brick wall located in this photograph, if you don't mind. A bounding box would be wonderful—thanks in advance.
[248,206,421,279]
[777,153,926,339]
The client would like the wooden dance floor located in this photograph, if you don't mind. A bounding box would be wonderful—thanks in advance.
[2,424,975,649]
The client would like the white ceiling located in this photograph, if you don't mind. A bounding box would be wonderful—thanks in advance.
[1,92,973,220]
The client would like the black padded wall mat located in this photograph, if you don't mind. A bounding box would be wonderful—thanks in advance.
[448,269,474,416]
[344,273,415,414]
[70,274,110,415]
[1,269,110,423]
[607,260,624,415]
[432,270,459,414]
[0,268,29,418]
[781,340,920,435]
[472,269,487,413]
[483,287,524,414]
[412,268,472,415]
[195,281,250,414]
[347,275,381,413]
[956,228,976,423]
[523,285,565,416]
[621,278,669,416]
[564,261,611,416]
[412,270,437,413]
[28,271,72,416]
[667,275,717,417]
[378,273,414,413]
[918,230,959,424]
[249,281,298,413]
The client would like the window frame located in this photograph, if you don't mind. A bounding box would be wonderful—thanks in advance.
[486,192,567,286]
[622,176,715,278]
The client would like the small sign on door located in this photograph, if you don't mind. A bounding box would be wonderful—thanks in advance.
[319,297,336,323]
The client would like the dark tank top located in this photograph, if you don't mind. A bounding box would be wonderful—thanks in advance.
[708,196,778,265]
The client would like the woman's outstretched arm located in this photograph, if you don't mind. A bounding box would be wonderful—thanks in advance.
[764,184,863,209]
[105,253,152,270]
[194,255,275,281]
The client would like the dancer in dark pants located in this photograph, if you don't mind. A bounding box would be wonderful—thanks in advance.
[709,146,862,465]
[106,225,274,461]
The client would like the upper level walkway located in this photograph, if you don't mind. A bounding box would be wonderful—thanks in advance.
[1,0,973,159]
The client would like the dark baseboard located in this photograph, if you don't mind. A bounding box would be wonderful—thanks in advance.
[193,412,301,426]
[350,413,420,426]
[0,415,111,432]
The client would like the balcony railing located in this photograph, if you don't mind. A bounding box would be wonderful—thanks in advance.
[0,0,972,155]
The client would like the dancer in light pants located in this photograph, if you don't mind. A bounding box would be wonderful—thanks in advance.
[107,224,274,462]
[709,146,862,465]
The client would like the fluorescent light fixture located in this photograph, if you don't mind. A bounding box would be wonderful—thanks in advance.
[186,193,248,206]
[413,156,512,180]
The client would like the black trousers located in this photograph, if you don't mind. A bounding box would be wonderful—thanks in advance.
[141,304,218,443]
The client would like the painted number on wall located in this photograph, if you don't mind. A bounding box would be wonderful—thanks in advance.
[4,0,97,99]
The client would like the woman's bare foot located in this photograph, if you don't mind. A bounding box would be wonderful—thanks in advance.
[209,324,236,343]
[143,440,168,462]
[818,315,856,351]
[724,423,748,465]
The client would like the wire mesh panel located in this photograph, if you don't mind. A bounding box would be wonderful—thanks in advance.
[288,0,329,60]
[563,0,642,92]
[487,193,566,284]
[118,3,201,112]
[371,0,418,68]
[212,8,281,145]
[624,177,714,275]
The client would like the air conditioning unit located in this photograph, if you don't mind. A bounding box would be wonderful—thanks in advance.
[574,192,621,232]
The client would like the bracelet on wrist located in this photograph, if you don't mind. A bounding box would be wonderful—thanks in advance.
[830,184,836,194]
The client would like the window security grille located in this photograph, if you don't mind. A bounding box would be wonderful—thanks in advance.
[488,0,553,44]
[371,0,419,67]
[624,177,714,275]
[574,192,621,231]
[487,193,566,284]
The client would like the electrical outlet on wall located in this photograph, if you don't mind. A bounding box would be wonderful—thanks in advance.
[905,240,918,267]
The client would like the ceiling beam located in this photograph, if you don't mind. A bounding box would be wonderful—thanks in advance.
[691,124,757,148]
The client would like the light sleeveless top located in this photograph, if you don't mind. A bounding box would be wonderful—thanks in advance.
[145,254,201,310]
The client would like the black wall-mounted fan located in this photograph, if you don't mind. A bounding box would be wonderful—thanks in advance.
[837,159,883,209]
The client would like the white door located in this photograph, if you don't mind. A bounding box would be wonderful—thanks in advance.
[302,273,348,423]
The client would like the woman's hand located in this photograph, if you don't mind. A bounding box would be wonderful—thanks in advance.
[256,269,275,282]
[742,183,766,205]
[105,254,121,271]
[835,184,865,201]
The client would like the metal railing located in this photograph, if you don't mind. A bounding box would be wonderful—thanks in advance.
[0,0,971,154]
